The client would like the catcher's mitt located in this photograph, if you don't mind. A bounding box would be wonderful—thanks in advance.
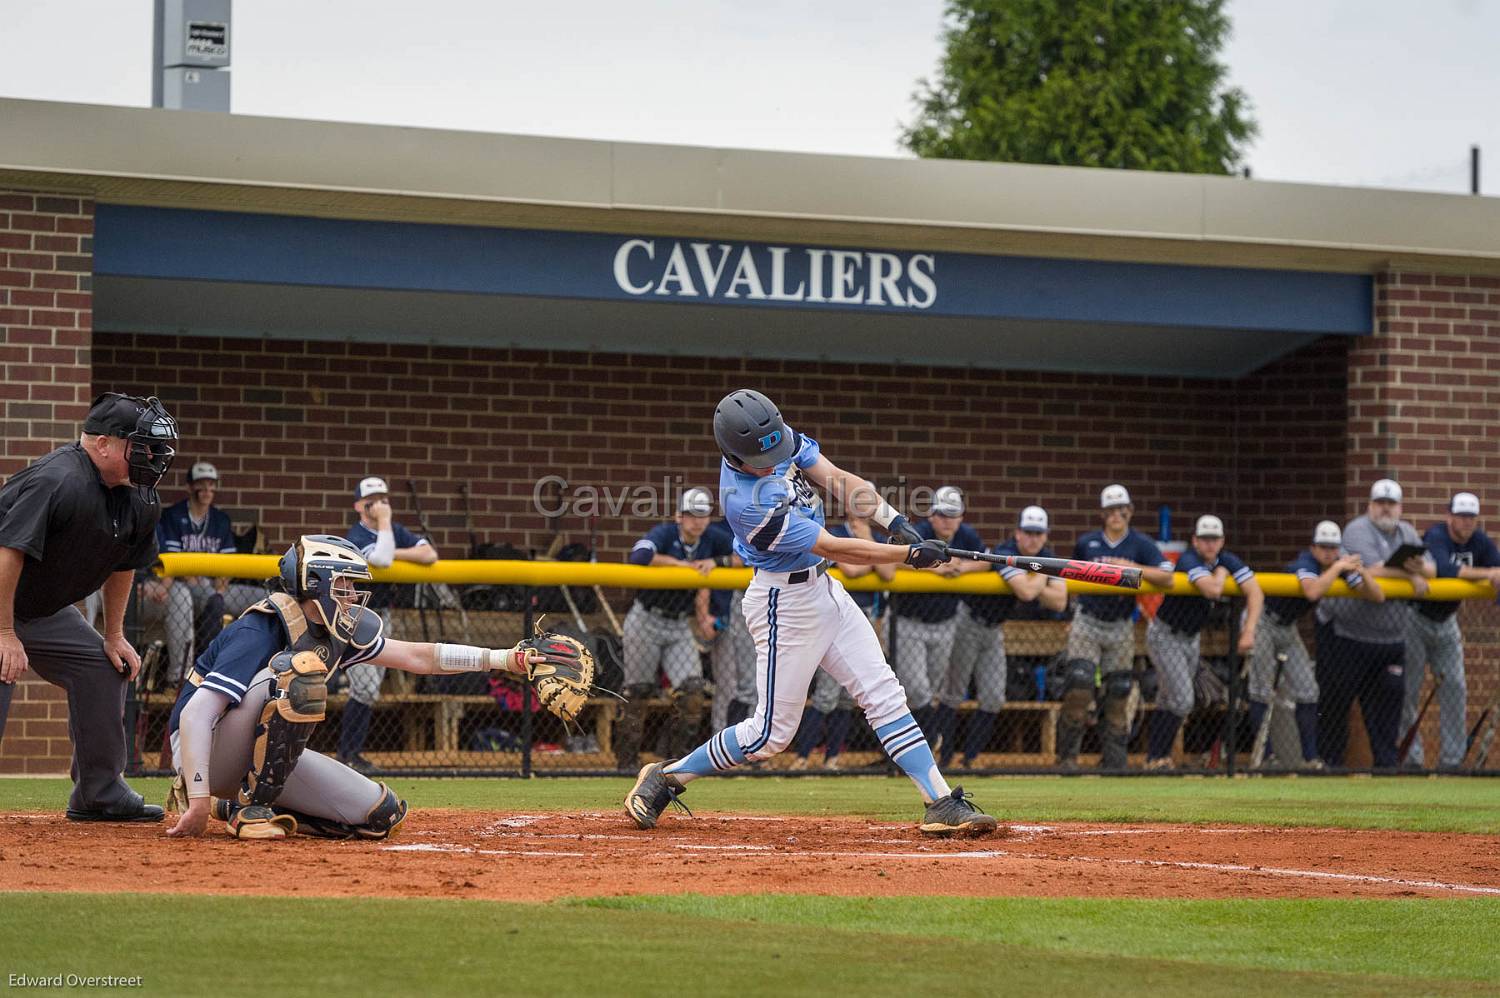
[516,631,595,723]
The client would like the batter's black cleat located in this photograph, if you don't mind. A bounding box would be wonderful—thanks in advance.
[623,761,692,830]
[918,786,1000,837]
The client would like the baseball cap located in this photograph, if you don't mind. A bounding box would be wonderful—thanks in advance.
[1313,520,1342,546]
[1451,492,1481,515]
[1370,478,1403,503]
[1018,505,1049,532]
[678,487,713,517]
[1100,484,1131,509]
[355,476,390,500]
[1194,514,1225,538]
[932,486,965,517]
[82,393,149,438]
[188,461,218,483]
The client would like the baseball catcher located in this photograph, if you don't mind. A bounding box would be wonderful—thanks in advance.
[165,534,594,840]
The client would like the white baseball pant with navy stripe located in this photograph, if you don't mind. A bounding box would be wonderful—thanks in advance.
[701,570,910,766]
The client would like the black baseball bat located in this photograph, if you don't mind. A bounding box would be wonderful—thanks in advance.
[1250,652,1288,769]
[1397,675,1442,764]
[1465,706,1493,758]
[945,549,1143,589]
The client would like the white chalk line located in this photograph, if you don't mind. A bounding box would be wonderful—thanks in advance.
[385,840,1500,895]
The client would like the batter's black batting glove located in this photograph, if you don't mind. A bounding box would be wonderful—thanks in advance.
[906,539,950,569]
[887,513,923,546]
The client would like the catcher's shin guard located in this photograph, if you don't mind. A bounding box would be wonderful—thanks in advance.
[614,684,655,771]
[668,677,709,759]
[1056,659,1096,766]
[239,650,328,810]
[1099,670,1136,770]
[275,783,409,840]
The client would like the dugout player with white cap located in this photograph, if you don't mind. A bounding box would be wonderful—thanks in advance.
[625,390,997,835]
[1061,484,1176,769]
[1251,520,1384,769]
[619,487,735,769]
[1403,492,1500,768]
[1143,514,1262,770]
[937,504,1067,768]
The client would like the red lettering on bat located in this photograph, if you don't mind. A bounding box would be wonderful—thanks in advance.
[1059,562,1128,585]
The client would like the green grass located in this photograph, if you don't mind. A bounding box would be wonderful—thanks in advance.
[2,893,1496,998]
[6,774,1497,832]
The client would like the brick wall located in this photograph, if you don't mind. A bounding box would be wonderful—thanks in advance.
[0,189,95,776]
[90,334,1347,564]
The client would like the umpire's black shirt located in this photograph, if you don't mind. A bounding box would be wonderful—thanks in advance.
[0,444,160,620]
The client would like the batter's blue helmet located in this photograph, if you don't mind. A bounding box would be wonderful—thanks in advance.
[714,389,797,469]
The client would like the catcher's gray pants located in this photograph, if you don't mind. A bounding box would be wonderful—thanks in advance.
[888,614,957,709]
[170,665,384,823]
[939,603,1006,712]
[137,579,263,681]
[13,606,134,812]
[1145,617,1198,717]
[711,590,757,729]
[623,603,703,690]
[1402,613,1467,768]
[1248,618,1318,704]
[1067,612,1135,676]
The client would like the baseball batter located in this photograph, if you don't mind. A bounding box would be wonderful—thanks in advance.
[165,535,546,840]
[1062,484,1176,769]
[1143,515,1262,770]
[1252,520,1383,769]
[625,390,997,836]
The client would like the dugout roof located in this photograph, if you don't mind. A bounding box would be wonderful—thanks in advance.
[6,98,1500,377]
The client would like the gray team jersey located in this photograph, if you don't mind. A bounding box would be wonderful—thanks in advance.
[1328,514,1423,644]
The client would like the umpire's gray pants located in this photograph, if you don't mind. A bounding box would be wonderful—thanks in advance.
[623,604,702,690]
[1145,617,1198,717]
[1402,613,1467,768]
[888,614,957,709]
[939,604,1006,712]
[710,591,757,729]
[14,606,133,811]
[1067,612,1135,676]
[171,666,384,824]
[1248,618,1318,704]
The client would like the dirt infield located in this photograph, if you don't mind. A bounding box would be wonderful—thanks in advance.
[2,810,1497,901]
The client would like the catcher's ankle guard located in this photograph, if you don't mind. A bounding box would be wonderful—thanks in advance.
[239,649,328,810]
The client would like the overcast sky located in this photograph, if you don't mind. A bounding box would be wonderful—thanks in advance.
[2,0,1496,195]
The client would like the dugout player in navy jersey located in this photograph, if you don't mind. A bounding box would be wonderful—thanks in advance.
[938,505,1067,769]
[0,393,177,822]
[890,486,988,754]
[1404,492,1500,769]
[1063,484,1176,769]
[704,517,754,734]
[139,461,264,682]
[1252,520,1383,769]
[1143,515,1263,770]
[619,488,735,769]
[340,475,438,771]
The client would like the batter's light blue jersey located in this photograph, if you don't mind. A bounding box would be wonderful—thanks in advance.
[720,432,826,573]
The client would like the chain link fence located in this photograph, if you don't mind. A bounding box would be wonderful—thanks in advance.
[122,562,1500,777]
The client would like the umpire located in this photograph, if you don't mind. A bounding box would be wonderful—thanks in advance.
[0,393,178,821]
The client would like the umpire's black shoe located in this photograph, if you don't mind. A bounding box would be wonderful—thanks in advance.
[623,762,691,830]
[66,791,165,823]
[918,786,999,837]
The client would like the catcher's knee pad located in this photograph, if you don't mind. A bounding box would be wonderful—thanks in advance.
[1100,670,1135,734]
[1060,658,1096,725]
[280,783,409,841]
[239,650,327,809]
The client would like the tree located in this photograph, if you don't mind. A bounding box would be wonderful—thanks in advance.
[902,0,1256,175]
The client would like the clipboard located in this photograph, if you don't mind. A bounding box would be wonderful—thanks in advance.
[1386,542,1428,567]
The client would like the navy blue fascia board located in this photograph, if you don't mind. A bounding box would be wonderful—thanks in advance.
[95,205,1372,335]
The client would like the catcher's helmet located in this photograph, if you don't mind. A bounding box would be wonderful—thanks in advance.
[278,534,373,642]
[714,389,797,469]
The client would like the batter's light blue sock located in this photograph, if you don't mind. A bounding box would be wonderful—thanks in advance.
[663,726,747,785]
[876,714,951,803]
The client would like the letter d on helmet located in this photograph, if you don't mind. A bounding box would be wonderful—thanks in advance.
[714,389,798,468]
[278,534,374,643]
